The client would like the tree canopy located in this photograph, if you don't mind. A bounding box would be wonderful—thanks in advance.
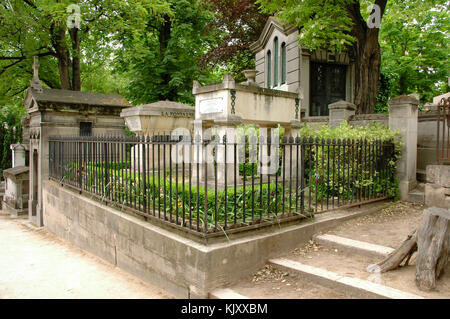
[0,0,448,110]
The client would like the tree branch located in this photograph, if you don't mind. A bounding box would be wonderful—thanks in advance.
[0,59,23,76]
[22,0,37,9]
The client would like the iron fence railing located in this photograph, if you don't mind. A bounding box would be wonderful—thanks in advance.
[437,97,450,164]
[48,134,395,238]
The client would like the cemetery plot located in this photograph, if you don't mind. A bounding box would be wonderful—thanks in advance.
[48,135,397,238]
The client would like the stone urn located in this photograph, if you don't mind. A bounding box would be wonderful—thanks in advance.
[242,70,258,86]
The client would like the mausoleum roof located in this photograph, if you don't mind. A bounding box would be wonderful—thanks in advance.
[25,87,131,110]
[250,16,298,53]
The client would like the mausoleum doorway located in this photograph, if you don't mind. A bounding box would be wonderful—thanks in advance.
[310,62,347,117]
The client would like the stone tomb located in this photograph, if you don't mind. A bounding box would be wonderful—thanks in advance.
[120,101,195,171]
[24,56,130,227]
[2,166,29,218]
[192,73,301,186]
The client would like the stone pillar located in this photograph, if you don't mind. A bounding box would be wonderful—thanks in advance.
[283,120,302,179]
[328,100,356,127]
[214,115,242,186]
[388,95,419,200]
[191,120,215,184]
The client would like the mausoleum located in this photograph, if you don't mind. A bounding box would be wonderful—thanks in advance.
[23,57,131,226]
[250,17,356,117]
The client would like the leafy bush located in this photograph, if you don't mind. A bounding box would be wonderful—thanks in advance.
[58,162,306,231]
[299,121,403,200]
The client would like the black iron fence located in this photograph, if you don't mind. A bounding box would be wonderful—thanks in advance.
[48,134,396,238]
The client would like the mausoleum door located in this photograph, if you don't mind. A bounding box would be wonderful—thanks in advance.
[310,62,347,117]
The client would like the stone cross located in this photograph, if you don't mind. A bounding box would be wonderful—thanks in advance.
[30,56,43,93]
[32,56,40,81]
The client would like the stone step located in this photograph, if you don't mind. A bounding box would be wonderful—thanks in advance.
[416,169,427,183]
[268,258,423,299]
[313,234,394,259]
[209,288,249,299]
[407,183,425,204]
[407,190,425,204]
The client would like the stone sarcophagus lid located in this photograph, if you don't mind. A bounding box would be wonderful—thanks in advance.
[193,74,299,127]
[2,166,29,218]
[120,101,195,136]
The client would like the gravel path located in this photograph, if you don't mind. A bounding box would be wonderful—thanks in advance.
[0,213,173,299]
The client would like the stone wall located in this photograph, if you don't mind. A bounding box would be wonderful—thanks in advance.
[42,179,362,298]
[418,111,439,172]
[425,165,450,209]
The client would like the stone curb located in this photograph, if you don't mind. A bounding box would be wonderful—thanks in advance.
[313,234,394,259]
[209,288,249,299]
[269,258,424,299]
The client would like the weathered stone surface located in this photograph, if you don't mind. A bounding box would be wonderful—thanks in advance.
[328,100,356,127]
[42,180,389,298]
[425,183,450,209]
[426,165,450,188]
[389,95,419,200]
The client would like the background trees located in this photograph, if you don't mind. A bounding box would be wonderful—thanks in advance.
[379,0,449,103]
[0,0,448,153]
[114,0,215,105]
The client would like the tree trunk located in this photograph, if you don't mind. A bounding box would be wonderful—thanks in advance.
[346,0,387,114]
[158,14,177,101]
[367,207,449,292]
[352,30,381,114]
[415,207,450,291]
[52,24,72,90]
[69,27,81,91]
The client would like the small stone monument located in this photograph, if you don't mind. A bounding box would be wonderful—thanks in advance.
[120,101,195,171]
[2,166,29,218]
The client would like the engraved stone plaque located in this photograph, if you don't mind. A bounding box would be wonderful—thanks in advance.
[199,98,224,114]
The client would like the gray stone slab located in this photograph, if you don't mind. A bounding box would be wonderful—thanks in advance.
[269,258,423,299]
[314,234,394,258]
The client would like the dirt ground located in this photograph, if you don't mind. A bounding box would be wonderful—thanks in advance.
[286,241,450,299]
[231,264,355,299]
[232,201,449,299]
[283,201,450,298]
[0,213,173,299]
[325,201,425,248]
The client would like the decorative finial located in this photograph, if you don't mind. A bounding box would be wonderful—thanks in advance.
[30,56,43,93]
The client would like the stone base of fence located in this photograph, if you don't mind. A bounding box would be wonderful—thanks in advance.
[42,179,389,298]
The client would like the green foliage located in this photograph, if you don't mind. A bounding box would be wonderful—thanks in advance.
[379,0,450,103]
[375,72,392,113]
[299,121,403,200]
[0,104,25,175]
[257,0,356,53]
[60,162,308,230]
[114,0,215,105]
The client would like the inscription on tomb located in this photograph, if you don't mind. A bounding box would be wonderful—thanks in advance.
[199,98,224,114]
[161,111,194,117]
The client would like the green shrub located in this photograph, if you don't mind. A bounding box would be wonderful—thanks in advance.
[56,121,403,231]
[299,121,403,201]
